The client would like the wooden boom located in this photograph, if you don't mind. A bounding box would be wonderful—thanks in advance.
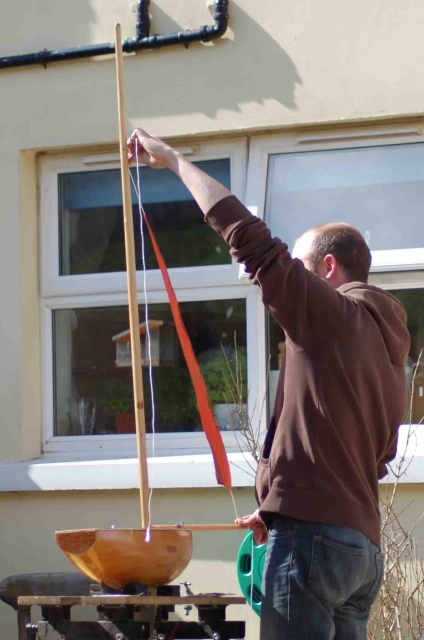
[152,524,243,531]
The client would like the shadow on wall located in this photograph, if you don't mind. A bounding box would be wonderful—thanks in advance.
[0,1,301,124]
[127,1,302,118]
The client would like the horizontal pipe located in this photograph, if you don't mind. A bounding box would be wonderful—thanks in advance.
[0,44,115,68]
[0,0,229,70]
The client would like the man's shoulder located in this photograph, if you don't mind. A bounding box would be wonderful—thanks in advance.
[337,282,410,366]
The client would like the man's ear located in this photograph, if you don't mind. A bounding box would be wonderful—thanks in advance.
[323,254,337,280]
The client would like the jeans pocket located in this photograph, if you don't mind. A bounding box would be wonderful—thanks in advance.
[307,535,365,608]
[357,553,385,611]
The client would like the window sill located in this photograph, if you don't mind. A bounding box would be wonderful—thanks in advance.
[383,424,424,484]
[0,425,422,493]
[0,452,256,492]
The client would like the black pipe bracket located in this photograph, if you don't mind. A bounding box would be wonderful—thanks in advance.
[0,0,229,70]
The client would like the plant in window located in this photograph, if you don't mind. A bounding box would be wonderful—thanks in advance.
[201,346,247,405]
[97,379,135,434]
[201,336,263,452]
[200,344,249,433]
[151,366,198,432]
[219,342,268,466]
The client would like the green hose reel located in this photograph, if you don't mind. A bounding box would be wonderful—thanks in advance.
[236,530,267,616]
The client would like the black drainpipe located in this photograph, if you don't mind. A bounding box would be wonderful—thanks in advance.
[0,0,229,70]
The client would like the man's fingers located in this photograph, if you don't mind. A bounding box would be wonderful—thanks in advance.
[129,127,146,142]
[127,129,148,154]
[253,529,268,545]
[235,511,268,544]
[128,128,152,150]
[127,140,155,167]
[235,515,251,522]
[235,512,266,529]
[235,515,255,527]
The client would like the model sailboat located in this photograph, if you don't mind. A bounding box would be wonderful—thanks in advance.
[56,25,240,590]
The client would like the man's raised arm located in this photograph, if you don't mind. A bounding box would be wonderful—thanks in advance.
[127,128,353,350]
[128,128,232,214]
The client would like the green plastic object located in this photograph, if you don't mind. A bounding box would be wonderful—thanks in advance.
[236,530,267,616]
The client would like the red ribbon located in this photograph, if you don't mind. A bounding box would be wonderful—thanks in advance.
[142,214,232,491]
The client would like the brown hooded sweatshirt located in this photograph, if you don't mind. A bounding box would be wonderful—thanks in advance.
[206,196,410,546]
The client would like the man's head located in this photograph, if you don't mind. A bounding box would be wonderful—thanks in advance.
[292,223,372,288]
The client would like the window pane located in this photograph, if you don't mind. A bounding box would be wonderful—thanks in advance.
[265,143,424,253]
[390,289,424,424]
[53,300,247,436]
[59,160,231,275]
[267,288,423,424]
[267,316,285,417]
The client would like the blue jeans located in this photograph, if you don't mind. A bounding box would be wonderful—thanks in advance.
[261,515,384,640]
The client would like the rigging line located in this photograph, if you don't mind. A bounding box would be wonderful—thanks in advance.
[230,489,239,520]
[130,145,232,493]
[131,163,239,527]
[133,152,156,480]
[132,141,156,540]
[250,532,254,607]
[250,533,255,627]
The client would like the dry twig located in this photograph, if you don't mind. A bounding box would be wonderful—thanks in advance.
[368,350,424,640]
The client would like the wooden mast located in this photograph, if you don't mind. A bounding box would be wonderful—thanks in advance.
[114,23,150,528]
[113,24,243,534]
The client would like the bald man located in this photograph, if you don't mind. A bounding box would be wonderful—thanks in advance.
[128,129,410,640]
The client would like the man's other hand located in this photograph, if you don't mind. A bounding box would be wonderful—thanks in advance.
[236,510,268,545]
[127,128,178,171]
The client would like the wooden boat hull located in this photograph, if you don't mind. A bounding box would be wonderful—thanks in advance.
[55,528,193,589]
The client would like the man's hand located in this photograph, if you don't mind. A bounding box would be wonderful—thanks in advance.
[127,128,179,171]
[236,510,268,545]
[127,127,232,214]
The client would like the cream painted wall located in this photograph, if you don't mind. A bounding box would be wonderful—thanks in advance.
[3,0,424,145]
[0,485,423,639]
[0,0,424,461]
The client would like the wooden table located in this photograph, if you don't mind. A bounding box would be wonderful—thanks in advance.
[1,571,247,640]
[17,593,247,639]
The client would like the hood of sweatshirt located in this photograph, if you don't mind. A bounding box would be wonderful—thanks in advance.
[338,282,410,365]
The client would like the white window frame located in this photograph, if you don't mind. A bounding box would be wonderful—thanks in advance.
[245,124,424,431]
[40,138,267,456]
[30,125,424,485]
[40,139,247,298]
[245,124,424,272]
[369,270,424,437]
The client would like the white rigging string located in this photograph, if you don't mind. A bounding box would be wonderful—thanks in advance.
[250,533,255,612]
[130,140,240,532]
[249,533,257,636]
[130,140,156,541]
[129,142,259,633]
[231,489,239,519]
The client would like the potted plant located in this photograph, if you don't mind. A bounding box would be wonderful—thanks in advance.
[152,366,197,431]
[200,347,247,431]
[97,379,135,434]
